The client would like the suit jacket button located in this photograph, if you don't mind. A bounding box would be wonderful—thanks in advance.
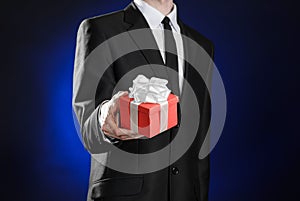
[171,167,179,175]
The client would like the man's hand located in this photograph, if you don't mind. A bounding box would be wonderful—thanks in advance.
[99,91,145,140]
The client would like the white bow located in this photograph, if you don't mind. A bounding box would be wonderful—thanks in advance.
[129,75,171,103]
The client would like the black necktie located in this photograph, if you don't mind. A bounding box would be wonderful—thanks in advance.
[162,17,180,96]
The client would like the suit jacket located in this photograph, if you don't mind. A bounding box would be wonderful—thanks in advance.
[73,2,214,201]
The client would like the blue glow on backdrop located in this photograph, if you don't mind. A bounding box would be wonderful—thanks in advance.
[3,0,299,201]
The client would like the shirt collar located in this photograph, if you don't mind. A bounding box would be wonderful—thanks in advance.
[134,0,180,32]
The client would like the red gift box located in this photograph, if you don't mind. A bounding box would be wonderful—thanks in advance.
[119,94,179,138]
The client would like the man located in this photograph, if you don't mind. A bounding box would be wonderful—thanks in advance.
[72,0,214,201]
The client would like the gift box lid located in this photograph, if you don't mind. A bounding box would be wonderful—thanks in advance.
[120,94,179,115]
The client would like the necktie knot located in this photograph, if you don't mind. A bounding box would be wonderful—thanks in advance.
[162,17,171,30]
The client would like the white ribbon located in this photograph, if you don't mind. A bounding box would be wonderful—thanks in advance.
[129,75,171,103]
[159,101,168,132]
[130,101,140,134]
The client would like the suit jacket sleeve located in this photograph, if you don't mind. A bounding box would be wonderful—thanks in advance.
[72,19,121,154]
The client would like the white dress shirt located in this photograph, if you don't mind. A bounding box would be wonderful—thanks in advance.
[134,0,185,94]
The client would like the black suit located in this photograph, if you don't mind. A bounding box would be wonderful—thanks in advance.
[73,2,214,201]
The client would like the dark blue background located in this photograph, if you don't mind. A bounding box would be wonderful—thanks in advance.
[2,0,299,200]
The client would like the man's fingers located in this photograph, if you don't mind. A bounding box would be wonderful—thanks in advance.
[102,115,118,135]
[101,90,144,140]
[120,134,145,140]
[104,114,132,138]
[109,91,128,114]
[115,90,128,98]
[119,128,136,136]
[102,130,116,138]
[102,123,130,140]
[102,124,145,140]
[103,131,131,140]
[119,128,144,138]
[102,96,146,140]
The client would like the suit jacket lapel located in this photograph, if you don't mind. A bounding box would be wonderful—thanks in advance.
[177,18,190,99]
[123,3,192,99]
[123,2,166,78]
